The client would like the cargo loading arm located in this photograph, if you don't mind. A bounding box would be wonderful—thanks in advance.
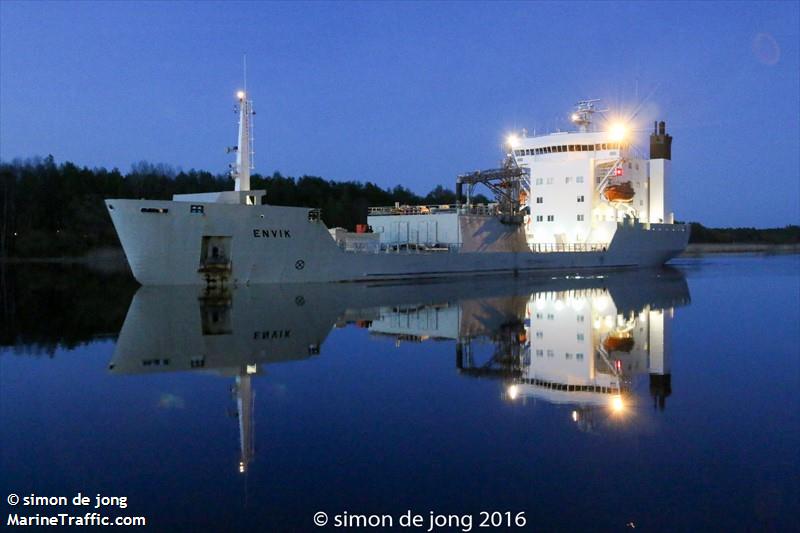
[456,162,530,224]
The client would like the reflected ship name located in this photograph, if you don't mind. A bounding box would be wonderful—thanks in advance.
[253,330,292,340]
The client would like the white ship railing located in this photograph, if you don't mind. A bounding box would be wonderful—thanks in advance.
[529,242,607,253]
[367,203,499,217]
[338,242,609,254]
[368,204,457,216]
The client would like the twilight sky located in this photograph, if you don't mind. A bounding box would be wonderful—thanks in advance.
[1,1,798,227]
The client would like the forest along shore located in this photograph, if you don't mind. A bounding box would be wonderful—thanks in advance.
[681,243,800,256]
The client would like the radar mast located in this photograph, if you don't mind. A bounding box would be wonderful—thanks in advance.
[570,99,606,132]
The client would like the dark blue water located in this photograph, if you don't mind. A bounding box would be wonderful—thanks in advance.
[1,255,798,532]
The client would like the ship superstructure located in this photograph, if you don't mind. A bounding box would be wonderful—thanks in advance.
[106,91,689,286]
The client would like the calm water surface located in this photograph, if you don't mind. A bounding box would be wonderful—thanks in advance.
[1,254,798,532]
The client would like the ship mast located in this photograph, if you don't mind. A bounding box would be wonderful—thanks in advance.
[570,99,606,132]
[232,56,254,192]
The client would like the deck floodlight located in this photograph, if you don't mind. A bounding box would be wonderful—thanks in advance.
[609,123,627,142]
[506,134,520,149]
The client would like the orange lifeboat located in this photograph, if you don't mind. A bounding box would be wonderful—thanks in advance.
[604,181,635,203]
[603,335,634,353]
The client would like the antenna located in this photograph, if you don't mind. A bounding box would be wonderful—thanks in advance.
[233,55,254,192]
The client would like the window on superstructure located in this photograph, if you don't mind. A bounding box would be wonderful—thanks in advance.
[546,177,554,184]
[576,176,584,183]
[568,145,575,152]
[565,177,571,184]
[547,215,554,221]
[577,195,584,202]
[536,215,543,222]
[535,178,543,185]
[602,143,608,150]
[577,214,584,221]
[562,145,567,152]
[190,204,204,214]
[536,197,543,204]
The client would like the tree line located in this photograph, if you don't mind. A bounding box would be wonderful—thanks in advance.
[0,156,796,257]
[0,156,485,257]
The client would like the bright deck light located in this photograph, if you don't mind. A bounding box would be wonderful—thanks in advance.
[611,395,624,413]
[506,134,520,149]
[609,123,627,141]
[237,90,245,100]
[507,385,519,400]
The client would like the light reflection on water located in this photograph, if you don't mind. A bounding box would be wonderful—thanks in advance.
[1,255,798,532]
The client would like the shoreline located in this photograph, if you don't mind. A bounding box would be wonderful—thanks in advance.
[680,243,800,256]
[2,243,798,266]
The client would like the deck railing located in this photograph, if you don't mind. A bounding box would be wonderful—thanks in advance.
[529,242,607,253]
[338,241,608,254]
[367,203,499,217]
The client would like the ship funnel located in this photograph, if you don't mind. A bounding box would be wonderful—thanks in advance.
[649,120,672,160]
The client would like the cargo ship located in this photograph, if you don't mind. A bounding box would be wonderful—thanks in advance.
[106,94,689,286]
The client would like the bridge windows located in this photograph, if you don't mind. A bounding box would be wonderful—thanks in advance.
[577,195,585,202]
[536,197,543,204]
[528,142,623,155]
[547,215,554,221]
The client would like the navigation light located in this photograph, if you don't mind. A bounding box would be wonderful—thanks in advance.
[609,123,626,141]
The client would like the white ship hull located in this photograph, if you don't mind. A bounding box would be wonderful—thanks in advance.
[106,199,690,286]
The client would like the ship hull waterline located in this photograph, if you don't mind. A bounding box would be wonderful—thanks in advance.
[106,199,690,286]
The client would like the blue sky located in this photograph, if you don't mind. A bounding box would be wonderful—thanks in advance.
[1,1,798,227]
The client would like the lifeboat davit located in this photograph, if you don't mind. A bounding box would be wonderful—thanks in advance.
[604,181,635,203]
[603,335,634,353]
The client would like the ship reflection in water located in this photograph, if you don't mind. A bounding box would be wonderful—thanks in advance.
[109,269,690,472]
